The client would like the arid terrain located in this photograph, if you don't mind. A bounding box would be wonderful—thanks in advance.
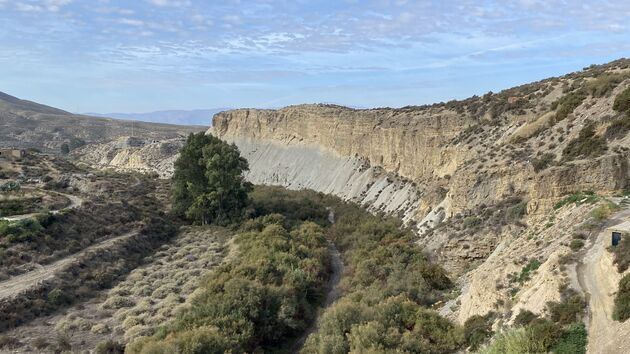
[1,59,630,353]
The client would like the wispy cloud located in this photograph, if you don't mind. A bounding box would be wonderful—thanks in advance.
[0,0,628,112]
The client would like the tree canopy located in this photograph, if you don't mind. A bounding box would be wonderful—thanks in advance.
[172,132,252,225]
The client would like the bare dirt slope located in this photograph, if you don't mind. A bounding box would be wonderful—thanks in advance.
[578,209,630,353]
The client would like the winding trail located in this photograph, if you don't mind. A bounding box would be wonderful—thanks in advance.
[0,191,83,221]
[0,231,136,301]
[290,241,344,353]
[577,208,630,354]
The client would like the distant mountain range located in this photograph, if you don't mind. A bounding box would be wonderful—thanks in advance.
[86,109,229,126]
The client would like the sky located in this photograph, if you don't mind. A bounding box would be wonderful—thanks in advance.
[0,0,629,113]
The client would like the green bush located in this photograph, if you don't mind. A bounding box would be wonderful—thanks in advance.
[547,292,585,325]
[517,259,541,283]
[505,201,527,222]
[613,86,630,112]
[554,191,598,209]
[569,239,584,251]
[129,213,329,353]
[613,274,630,321]
[94,339,125,354]
[463,313,494,351]
[605,113,630,140]
[586,73,626,97]
[532,153,555,172]
[562,122,607,160]
[552,91,586,122]
[612,232,630,272]
[553,322,587,354]
[514,310,538,326]
[591,202,619,220]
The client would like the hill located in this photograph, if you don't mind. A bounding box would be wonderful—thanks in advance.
[0,91,205,153]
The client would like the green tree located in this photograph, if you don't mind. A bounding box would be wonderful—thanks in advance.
[60,143,70,155]
[172,132,252,225]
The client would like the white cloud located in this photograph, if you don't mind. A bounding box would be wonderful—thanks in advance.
[145,0,191,7]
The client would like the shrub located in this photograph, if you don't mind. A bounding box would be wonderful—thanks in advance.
[47,288,70,306]
[532,153,555,172]
[591,202,619,220]
[613,274,630,321]
[547,292,585,325]
[605,113,630,140]
[569,239,584,251]
[95,339,125,354]
[526,319,561,351]
[553,322,587,354]
[517,259,542,283]
[31,337,49,350]
[562,122,607,160]
[612,232,630,272]
[514,310,537,326]
[613,86,630,112]
[552,91,586,122]
[505,201,527,222]
[0,335,19,349]
[586,73,625,97]
[554,191,598,209]
[463,313,494,351]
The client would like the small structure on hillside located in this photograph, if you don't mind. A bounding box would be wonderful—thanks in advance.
[607,221,630,247]
[0,148,26,161]
[117,136,146,149]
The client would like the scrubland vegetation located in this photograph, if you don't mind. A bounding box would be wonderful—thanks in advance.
[480,287,587,354]
[127,209,331,352]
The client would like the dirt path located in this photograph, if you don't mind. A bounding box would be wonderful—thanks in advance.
[290,241,344,353]
[0,231,135,301]
[0,191,83,221]
[577,209,630,353]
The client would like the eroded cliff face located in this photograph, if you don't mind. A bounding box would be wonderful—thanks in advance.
[207,61,630,328]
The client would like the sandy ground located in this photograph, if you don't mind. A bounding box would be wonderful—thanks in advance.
[578,209,630,354]
[0,231,135,301]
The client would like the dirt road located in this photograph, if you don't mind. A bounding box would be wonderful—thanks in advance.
[577,209,630,353]
[0,191,83,221]
[0,231,136,301]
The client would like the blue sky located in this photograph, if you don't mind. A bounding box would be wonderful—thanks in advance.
[0,0,629,113]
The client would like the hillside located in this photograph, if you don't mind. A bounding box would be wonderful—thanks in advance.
[0,91,205,153]
[14,58,630,353]
[205,58,630,349]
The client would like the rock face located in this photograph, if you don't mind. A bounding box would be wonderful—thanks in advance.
[207,60,630,327]
[76,137,184,178]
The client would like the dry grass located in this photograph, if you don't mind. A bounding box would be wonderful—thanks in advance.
[51,226,231,344]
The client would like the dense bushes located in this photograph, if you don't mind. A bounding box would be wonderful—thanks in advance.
[562,122,607,160]
[127,213,330,353]
[585,73,626,98]
[302,192,463,353]
[614,274,630,321]
[480,292,587,353]
[613,86,630,113]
